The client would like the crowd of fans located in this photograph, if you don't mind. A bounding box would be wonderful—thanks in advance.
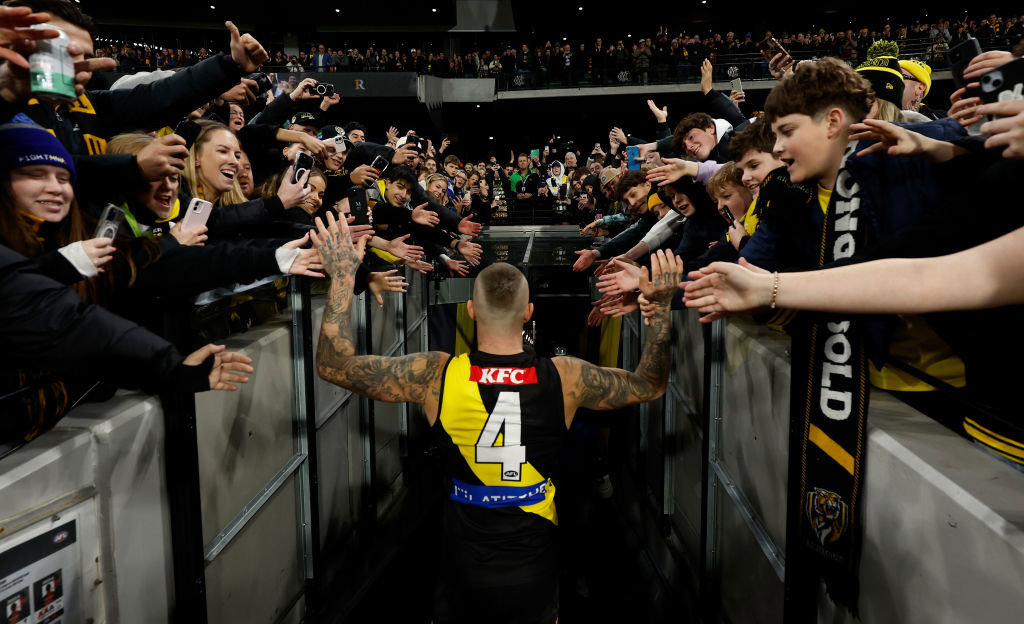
[3,0,1024,481]
[96,12,1024,87]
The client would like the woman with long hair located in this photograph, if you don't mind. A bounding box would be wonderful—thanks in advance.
[178,120,310,239]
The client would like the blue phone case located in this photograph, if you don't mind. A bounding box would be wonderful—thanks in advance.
[627,145,640,171]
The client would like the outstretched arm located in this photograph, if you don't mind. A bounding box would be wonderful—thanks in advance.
[312,212,448,419]
[683,226,1024,321]
[555,250,681,425]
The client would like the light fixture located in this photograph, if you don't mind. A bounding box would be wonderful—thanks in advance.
[562,37,567,41]
[488,136,494,140]
[210,4,215,9]
[476,104,481,108]
[432,7,437,12]
[578,5,583,9]
[335,8,340,12]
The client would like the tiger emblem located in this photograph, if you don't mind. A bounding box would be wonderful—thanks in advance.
[806,487,849,545]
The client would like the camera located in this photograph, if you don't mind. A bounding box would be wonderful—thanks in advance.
[245,72,273,94]
[311,82,336,97]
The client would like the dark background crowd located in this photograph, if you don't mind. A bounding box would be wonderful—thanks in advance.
[96,10,1024,87]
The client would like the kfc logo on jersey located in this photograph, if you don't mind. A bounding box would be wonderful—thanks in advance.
[470,366,538,385]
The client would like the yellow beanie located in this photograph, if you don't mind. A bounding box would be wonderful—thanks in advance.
[899,59,932,98]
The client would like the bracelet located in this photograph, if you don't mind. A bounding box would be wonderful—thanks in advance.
[769,272,779,309]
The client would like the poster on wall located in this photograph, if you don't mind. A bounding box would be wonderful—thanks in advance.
[0,517,81,624]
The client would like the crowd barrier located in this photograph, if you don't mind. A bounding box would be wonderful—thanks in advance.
[2,266,1022,622]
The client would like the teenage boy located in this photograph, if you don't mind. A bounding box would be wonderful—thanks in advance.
[755,58,967,405]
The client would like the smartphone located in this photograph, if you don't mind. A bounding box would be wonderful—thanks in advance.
[292,151,315,186]
[326,135,347,154]
[347,186,370,225]
[721,207,736,226]
[93,204,125,240]
[768,37,789,58]
[173,118,202,150]
[626,145,641,171]
[530,148,540,160]
[594,142,601,150]
[978,58,1024,105]
[949,37,983,90]
[730,77,743,93]
[543,146,550,154]
[370,154,389,174]
[179,198,213,233]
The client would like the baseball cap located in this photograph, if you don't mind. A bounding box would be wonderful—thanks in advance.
[289,111,321,129]
[317,125,353,153]
[599,167,620,189]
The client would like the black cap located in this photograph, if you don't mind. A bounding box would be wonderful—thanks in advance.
[317,125,353,152]
[289,111,321,129]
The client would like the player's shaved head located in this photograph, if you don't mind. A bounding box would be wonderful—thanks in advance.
[471,263,529,327]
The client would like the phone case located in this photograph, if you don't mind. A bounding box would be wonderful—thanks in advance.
[179,198,213,233]
[979,58,1024,105]
[293,152,315,185]
[949,38,983,89]
[626,146,641,171]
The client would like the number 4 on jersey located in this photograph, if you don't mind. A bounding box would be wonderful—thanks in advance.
[476,391,527,481]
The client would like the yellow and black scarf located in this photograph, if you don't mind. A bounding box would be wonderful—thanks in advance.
[785,141,870,618]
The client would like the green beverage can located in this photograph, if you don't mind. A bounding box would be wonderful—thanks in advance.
[29,24,76,102]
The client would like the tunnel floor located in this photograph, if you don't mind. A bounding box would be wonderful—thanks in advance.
[322,423,697,624]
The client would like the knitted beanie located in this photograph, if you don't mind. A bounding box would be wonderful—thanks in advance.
[0,114,76,183]
[898,59,933,97]
[855,41,905,109]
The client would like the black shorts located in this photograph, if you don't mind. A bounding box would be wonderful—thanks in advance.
[433,578,558,624]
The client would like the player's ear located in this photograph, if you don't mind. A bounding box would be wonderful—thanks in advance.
[466,299,477,321]
[523,302,534,323]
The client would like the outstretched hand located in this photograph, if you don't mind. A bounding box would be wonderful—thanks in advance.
[849,119,930,158]
[682,257,772,323]
[367,269,408,305]
[411,202,441,226]
[457,215,482,237]
[310,211,366,279]
[281,232,326,278]
[638,249,682,305]
[184,344,254,392]
[646,158,697,186]
[596,258,642,296]
[646,99,668,123]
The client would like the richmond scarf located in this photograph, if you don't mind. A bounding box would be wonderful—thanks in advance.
[784,141,870,618]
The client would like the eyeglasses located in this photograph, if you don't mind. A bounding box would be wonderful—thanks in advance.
[901,73,921,83]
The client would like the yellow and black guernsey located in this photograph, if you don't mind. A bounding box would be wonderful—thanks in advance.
[433,350,566,588]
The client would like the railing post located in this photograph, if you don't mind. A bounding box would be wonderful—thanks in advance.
[290,277,322,611]
[160,301,208,624]
[699,318,726,622]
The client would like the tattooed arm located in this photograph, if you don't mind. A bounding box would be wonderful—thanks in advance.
[311,212,449,422]
[554,249,681,427]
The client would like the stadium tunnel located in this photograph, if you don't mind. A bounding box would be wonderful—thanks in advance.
[3,224,1022,624]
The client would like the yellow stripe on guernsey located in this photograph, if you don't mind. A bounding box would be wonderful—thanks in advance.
[439,353,558,524]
